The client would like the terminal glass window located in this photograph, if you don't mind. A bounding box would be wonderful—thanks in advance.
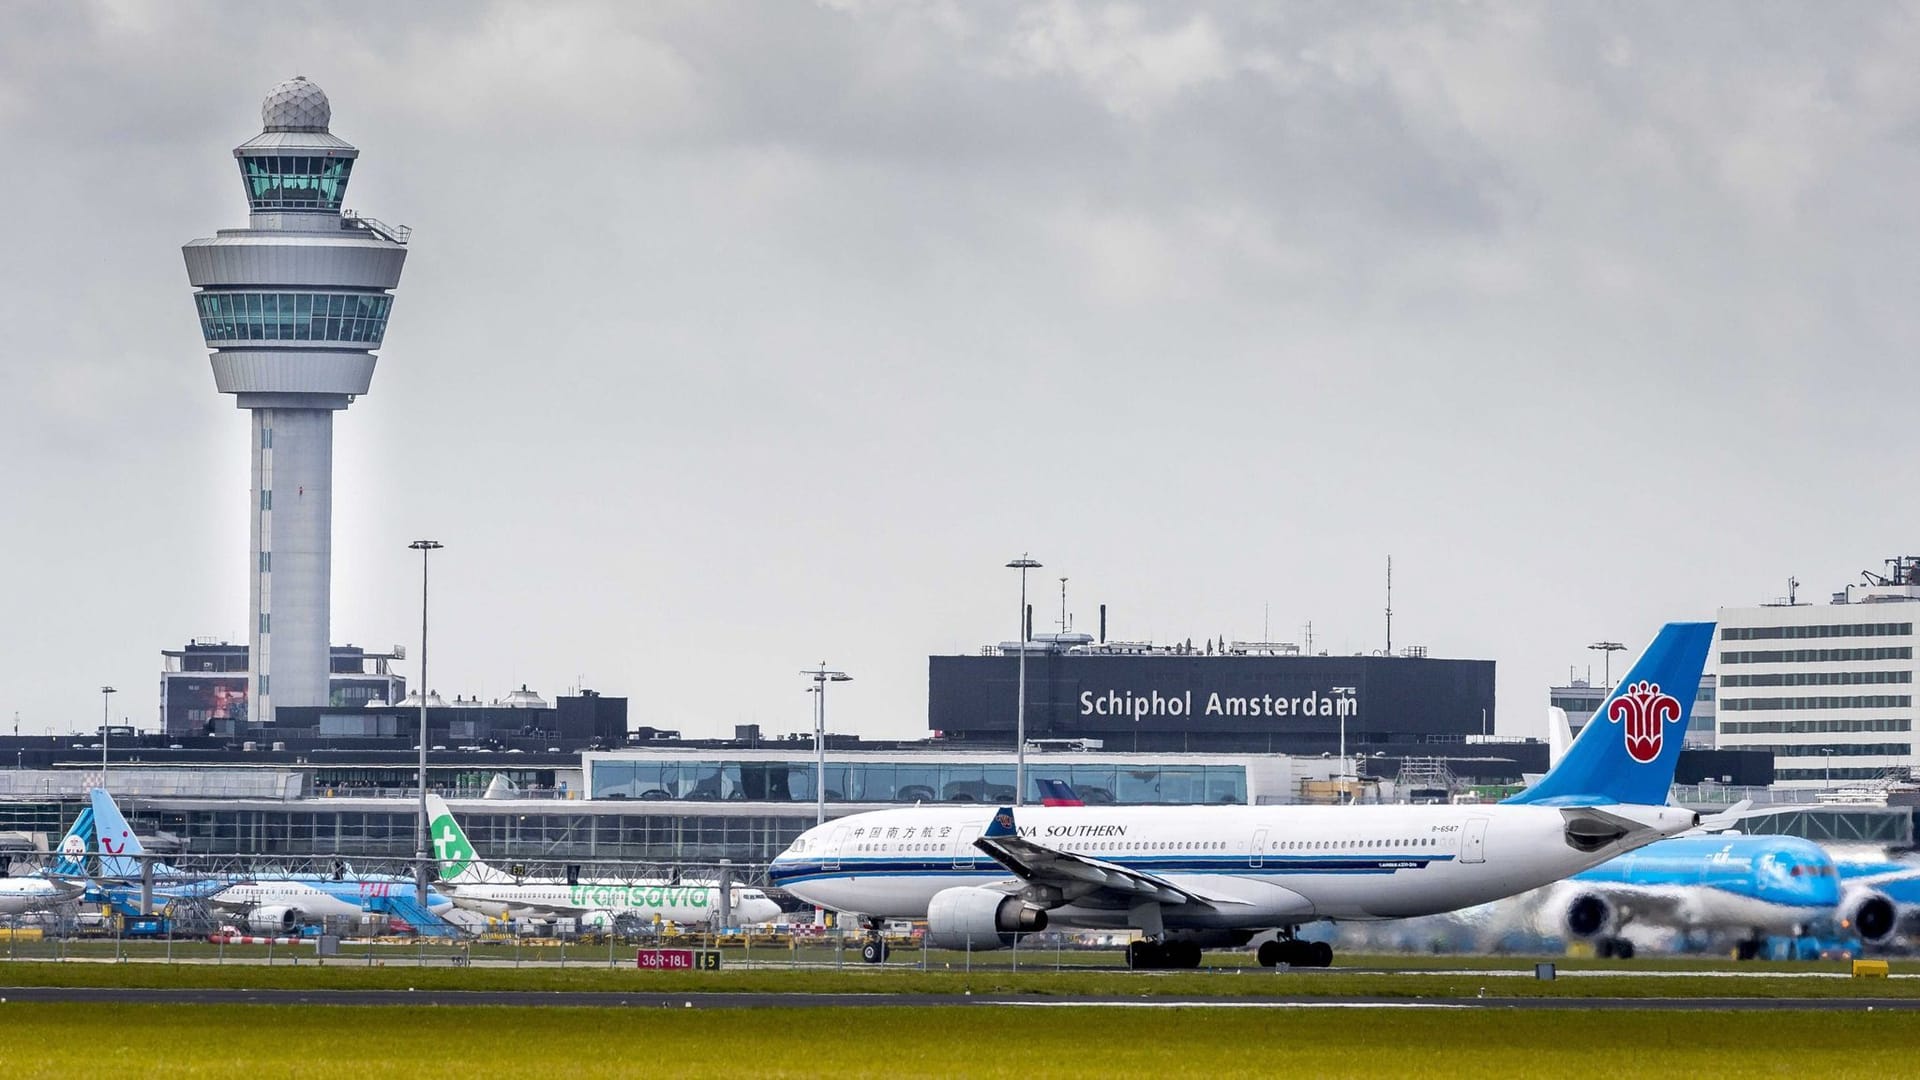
[240,154,354,211]
[588,758,1252,807]
[196,292,393,345]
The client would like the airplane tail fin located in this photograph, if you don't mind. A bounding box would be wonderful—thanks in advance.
[426,794,511,884]
[48,800,97,878]
[984,806,1018,839]
[1547,707,1574,769]
[1035,779,1085,807]
[1504,621,1714,807]
[89,788,147,878]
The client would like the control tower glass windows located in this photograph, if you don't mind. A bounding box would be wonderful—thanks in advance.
[239,155,353,211]
[195,292,394,345]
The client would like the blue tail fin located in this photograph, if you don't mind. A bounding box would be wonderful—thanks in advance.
[89,788,146,878]
[1505,621,1715,806]
[48,801,96,878]
[1035,779,1084,807]
[984,806,1018,838]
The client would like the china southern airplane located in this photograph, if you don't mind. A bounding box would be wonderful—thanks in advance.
[771,621,1714,969]
[425,795,782,927]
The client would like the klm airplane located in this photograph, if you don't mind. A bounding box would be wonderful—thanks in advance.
[774,622,1713,969]
[1530,833,1877,959]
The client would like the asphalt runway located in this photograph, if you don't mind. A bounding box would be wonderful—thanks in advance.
[2,985,1917,1010]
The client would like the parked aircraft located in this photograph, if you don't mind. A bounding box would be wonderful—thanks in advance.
[0,797,94,915]
[425,795,782,927]
[207,877,454,933]
[771,622,1713,968]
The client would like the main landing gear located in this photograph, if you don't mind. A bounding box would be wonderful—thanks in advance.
[1256,935,1333,968]
[1126,939,1203,970]
[1594,936,1636,960]
[858,919,890,964]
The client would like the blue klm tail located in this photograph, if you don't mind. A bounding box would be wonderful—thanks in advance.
[1505,621,1715,807]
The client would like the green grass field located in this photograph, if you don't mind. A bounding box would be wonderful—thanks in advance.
[0,958,1915,1000]
[1,1003,1916,1079]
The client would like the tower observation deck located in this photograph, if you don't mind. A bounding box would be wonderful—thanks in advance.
[182,77,410,722]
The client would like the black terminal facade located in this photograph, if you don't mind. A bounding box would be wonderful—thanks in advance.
[930,642,1496,756]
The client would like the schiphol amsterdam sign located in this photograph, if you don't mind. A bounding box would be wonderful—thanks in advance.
[1078,688,1358,721]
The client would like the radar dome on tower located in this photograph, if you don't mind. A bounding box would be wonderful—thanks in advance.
[262,76,331,133]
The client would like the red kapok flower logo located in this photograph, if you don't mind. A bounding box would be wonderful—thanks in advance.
[1606,680,1683,764]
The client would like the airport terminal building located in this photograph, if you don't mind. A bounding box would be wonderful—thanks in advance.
[929,634,1497,756]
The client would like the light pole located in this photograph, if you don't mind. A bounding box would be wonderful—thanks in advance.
[408,539,442,906]
[1006,555,1042,806]
[801,664,851,826]
[1332,685,1356,803]
[1588,641,1626,687]
[1821,747,1834,789]
[99,686,116,791]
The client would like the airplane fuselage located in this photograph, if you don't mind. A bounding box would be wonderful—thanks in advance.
[0,877,76,916]
[438,880,782,925]
[772,802,1697,929]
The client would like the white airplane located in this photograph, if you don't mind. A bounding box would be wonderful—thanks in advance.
[0,793,104,915]
[771,621,1714,968]
[425,795,782,927]
[207,877,457,934]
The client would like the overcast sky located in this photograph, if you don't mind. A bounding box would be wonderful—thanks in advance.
[5,1,1920,740]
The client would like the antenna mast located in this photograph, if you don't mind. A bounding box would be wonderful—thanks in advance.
[1385,556,1393,654]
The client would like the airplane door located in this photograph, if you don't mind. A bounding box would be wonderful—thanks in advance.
[952,825,981,870]
[1461,818,1488,865]
[823,826,849,872]
[1250,827,1269,869]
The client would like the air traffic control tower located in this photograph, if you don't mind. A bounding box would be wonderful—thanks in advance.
[183,77,410,721]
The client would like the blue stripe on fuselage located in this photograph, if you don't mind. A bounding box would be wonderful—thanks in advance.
[768,854,1453,888]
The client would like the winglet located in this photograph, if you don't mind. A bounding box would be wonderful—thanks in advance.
[984,806,1018,839]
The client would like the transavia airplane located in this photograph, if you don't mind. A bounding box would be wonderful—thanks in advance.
[425,795,783,927]
[771,621,1715,969]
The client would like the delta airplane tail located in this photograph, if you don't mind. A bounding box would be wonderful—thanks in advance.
[1505,621,1715,807]
[426,794,514,885]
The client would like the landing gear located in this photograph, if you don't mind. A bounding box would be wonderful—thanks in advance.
[858,919,890,964]
[1734,938,1761,962]
[1594,936,1635,960]
[1125,940,1203,970]
[1256,935,1332,968]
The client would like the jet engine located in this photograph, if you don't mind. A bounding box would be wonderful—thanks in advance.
[925,886,1048,950]
[247,905,300,933]
[1841,887,1897,945]
[1560,892,1614,940]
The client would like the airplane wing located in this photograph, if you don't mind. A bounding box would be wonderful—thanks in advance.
[971,807,1250,909]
